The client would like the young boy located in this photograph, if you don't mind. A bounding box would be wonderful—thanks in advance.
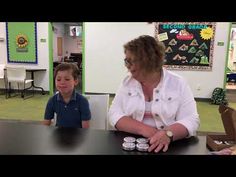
[43,63,91,128]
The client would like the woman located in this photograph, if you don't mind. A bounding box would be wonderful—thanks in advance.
[108,35,200,153]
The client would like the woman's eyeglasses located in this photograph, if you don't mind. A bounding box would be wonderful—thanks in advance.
[124,58,137,67]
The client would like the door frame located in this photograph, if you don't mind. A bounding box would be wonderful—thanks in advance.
[223,22,233,89]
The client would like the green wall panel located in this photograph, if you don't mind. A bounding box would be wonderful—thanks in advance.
[6,22,38,63]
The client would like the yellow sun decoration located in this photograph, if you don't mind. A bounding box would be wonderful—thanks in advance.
[200,27,214,40]
[16,34,28,48]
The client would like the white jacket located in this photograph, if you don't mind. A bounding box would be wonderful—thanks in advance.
[108,68,200,136]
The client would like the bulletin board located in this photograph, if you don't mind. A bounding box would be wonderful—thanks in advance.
[6,22,38,64]
[155,22,216,71]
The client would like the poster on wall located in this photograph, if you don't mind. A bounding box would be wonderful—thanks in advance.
[155,22,216,71]
[6,22,38,64]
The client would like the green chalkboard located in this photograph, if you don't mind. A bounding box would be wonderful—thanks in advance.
[6,22,37,64]
[155,22,216,71]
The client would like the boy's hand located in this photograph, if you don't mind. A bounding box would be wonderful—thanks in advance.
[42,120,51,126]
[82,120,90,128]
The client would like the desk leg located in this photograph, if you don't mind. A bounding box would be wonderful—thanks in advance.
[32,82,45,95]
[24,82,45,95]
[24,71,45,95]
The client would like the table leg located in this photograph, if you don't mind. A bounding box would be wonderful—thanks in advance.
[24,71,45,95]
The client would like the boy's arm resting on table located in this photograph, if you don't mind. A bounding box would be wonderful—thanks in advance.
[43,97,54,126]
[115,116,158,138]
[42,119,52,126]
[82,120,90,128]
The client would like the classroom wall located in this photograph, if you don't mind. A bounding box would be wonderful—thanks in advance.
[0,22,50,91]
[84,22,230,98]
[0,23,7,65]
[84,22,154,94]
[1,22,230,97]
[64,36,82,55]
[228,24,236,71]
[175,23,230,98]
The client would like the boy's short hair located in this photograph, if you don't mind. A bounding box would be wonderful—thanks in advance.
[54,62,79,80]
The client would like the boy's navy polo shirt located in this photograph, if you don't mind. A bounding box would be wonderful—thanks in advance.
[44,91,91,128]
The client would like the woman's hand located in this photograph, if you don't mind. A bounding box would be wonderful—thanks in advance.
[148,130,171,153]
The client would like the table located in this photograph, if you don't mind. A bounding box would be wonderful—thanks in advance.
[0,122,210,155]
[4,68,47,95]
[25,69,46,95]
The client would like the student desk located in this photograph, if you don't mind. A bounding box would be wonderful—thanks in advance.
[0,122,210,155]
[25,69,46,95]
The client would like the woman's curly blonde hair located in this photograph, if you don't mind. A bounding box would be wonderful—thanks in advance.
[124,35,166,73]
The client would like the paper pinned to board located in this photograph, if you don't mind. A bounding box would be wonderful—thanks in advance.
[157,32,168,42]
